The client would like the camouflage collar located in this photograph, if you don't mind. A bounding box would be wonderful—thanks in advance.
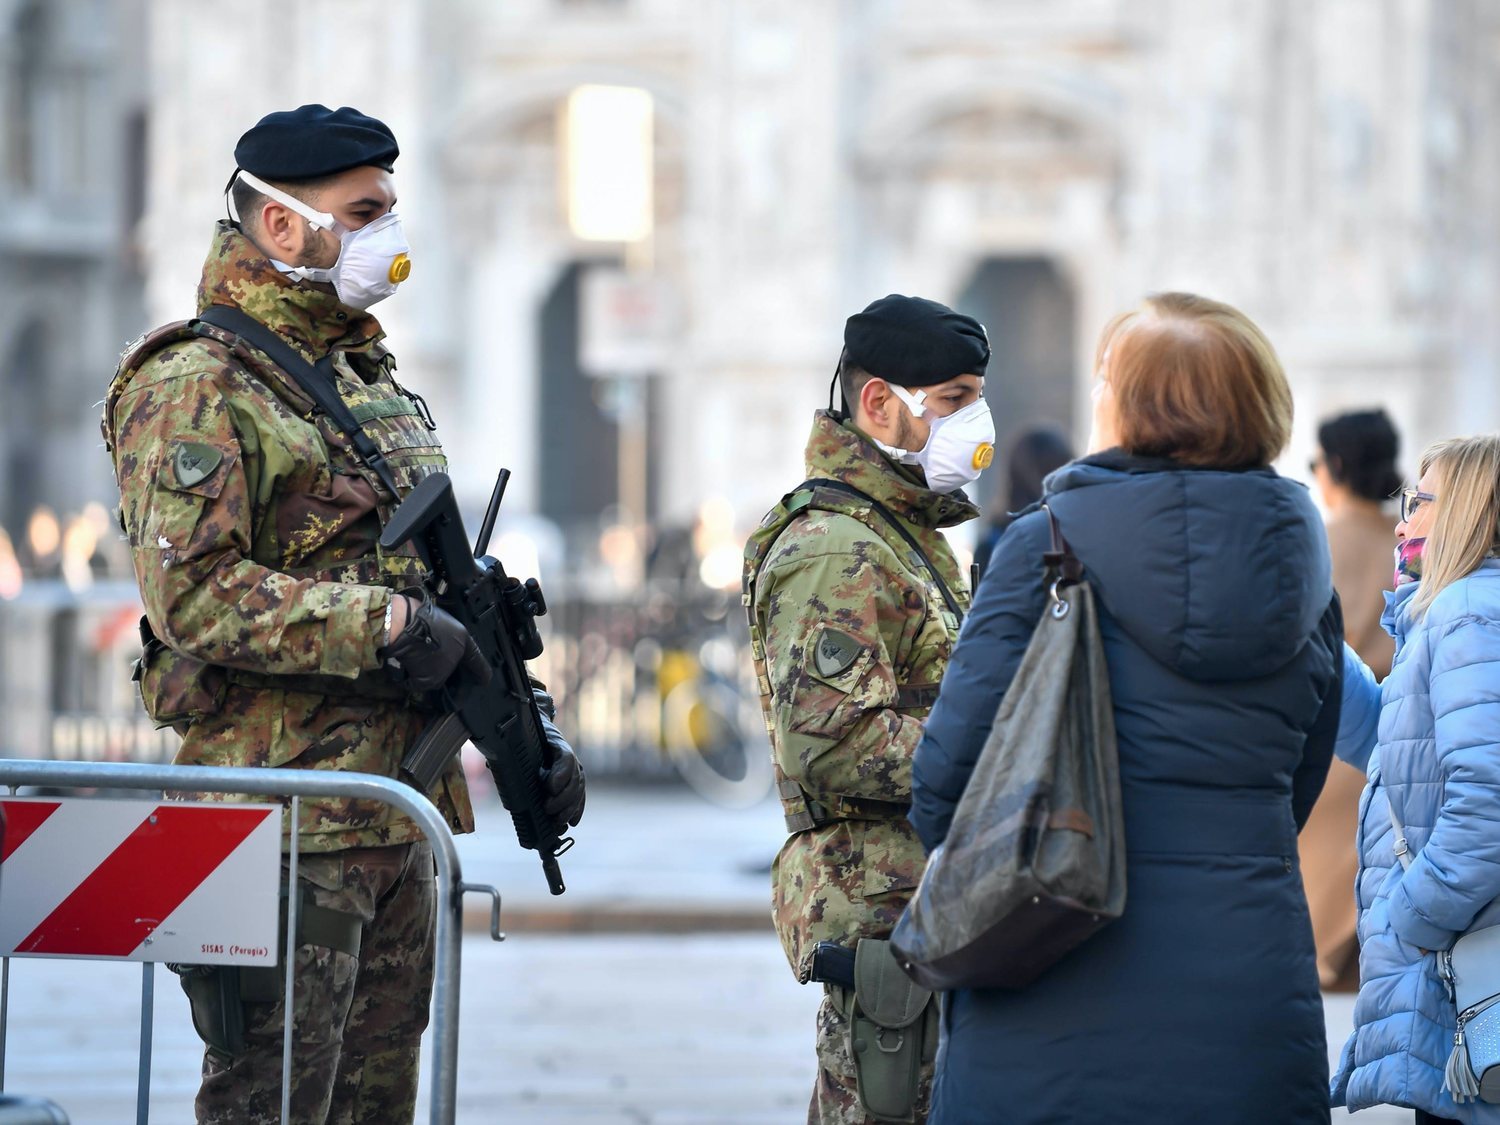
[194,220,384,361]
[802,411,979,530]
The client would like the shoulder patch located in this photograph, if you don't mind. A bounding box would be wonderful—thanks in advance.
[174,442,223,488]
[814,627,863,678]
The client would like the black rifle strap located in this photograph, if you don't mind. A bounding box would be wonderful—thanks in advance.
[797,477,964,626]
[195,304,403,499]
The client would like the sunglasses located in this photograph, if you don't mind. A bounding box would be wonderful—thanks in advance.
[1400,487,1436,523]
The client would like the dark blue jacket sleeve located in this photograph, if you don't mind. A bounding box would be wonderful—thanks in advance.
[910,510,1051,851]
[1290,597,1343,830]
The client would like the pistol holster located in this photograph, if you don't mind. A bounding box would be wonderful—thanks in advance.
[844,938,938,1123]
[169,885,363,1061]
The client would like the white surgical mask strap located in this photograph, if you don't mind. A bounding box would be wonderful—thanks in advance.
[888,385,929,418]
[235,170,340,233]
[874,437,919,466]
[269,259,332,285]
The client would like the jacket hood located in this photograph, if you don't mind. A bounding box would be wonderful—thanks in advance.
[1044,451,1332,682]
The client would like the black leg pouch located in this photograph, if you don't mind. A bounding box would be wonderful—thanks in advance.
[169,963,246,1061]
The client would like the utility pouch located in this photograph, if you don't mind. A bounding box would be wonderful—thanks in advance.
[132,615,227,728]
[848,938,938,1123]
[167,886,362,1061]
[169,963,246,1061]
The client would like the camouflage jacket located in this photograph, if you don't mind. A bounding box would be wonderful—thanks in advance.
[102,221,472,852]
[745,411,978,980]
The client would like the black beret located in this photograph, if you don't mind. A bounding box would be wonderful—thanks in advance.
[233,104,399,181]
[843,294,990,386]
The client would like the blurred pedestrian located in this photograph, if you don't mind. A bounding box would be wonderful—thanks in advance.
[744,294,993,1123]
[1299,409,1402,989]
[971,426,1074,584]
[102,105,583,1123]
[910,292,1342,1123]
[1331,436,1500,1125]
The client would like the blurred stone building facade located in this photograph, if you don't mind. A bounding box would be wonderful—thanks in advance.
[121,0,1500,535]
[0,0,146,537]
[1,0,1494,762]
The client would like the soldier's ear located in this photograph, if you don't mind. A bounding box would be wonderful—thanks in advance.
[258,200,306,258]
[859,377,894,426]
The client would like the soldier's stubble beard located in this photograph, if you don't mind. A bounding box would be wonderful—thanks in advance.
[294,222,339,271]
[893,404,925,458]
[293,220,341,295]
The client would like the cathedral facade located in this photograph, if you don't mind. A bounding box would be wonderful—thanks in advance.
[133,0,1500,533]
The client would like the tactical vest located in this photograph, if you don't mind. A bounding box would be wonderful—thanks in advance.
[102,316,445,719]
[743,480,964,834]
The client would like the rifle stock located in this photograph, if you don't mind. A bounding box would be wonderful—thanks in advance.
[380,470,571,895]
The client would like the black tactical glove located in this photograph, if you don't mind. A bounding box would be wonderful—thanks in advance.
[538,708,586,833]
[380,595,492,693]
[532,684,557,721]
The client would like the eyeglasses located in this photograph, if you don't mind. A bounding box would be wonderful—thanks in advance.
[1400,488,1436,523]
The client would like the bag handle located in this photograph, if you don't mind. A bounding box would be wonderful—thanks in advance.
[1041,504,1084,620]
[796,478,964,626]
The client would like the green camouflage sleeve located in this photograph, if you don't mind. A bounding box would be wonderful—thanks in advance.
[759,547,920,801]
[112,365,389,678]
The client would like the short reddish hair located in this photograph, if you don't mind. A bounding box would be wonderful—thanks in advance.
[1097,292,1293,469]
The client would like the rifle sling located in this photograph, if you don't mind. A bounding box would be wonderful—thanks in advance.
[797,478,965,627]
[195,304,403,499]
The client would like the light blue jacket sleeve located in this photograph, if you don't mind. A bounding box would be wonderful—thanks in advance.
[1388,618,1500,951]
[1334,643,1380,774]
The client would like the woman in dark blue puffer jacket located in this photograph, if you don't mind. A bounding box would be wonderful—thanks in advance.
[910,293,1344,1124]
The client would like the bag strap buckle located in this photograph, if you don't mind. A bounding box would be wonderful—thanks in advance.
[1042,504,1085,618]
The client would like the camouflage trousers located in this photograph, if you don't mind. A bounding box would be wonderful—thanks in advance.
[811,986,932,1124]
[194,840,435,1125]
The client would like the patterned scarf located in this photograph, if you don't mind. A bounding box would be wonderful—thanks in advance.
[1394,537,1425,587]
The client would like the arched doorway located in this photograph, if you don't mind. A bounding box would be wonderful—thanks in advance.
[536,259,660,532]
[437,73,687,521]
[953,257,1077,513]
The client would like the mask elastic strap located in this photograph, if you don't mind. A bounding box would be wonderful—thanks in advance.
[234,169,341,233]
[888,384,929,418]
[223,167,242,224]
[268,259,333,285]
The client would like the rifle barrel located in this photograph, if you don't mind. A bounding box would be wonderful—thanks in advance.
[474,468,510,558]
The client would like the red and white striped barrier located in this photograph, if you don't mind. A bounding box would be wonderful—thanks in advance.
[0,797,280,965]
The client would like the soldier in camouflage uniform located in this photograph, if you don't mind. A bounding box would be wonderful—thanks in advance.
[102,105,585,1124]
[744,296,995,1123]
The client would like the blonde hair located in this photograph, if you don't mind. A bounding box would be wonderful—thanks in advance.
[1097,292,1293,468]
[1410,435,1500,619]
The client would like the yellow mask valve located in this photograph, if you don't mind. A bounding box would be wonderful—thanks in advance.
[388,253,412,284]
[972,443,995,471]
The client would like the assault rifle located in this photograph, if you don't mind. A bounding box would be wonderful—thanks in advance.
[380,469,573,895]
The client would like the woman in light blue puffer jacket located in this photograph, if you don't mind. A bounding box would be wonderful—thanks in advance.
[1333,435,1500,1124]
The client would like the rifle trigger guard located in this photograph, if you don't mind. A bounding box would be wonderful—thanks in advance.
[461,882,505,943]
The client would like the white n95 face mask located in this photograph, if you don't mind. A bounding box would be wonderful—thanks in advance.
[235,170,412,311]
[890,386,996,494]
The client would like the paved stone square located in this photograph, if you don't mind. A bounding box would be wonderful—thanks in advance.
[1,935,1408,1124]
[0,786,1414,1123]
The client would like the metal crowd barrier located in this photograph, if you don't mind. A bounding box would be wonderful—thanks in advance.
[0,760,503,1124]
